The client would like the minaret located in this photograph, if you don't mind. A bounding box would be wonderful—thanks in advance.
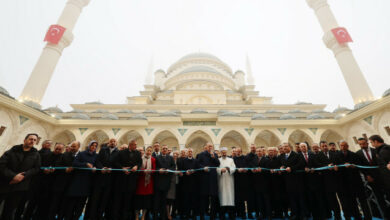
[144,55,154,85]
[307,0,374,106]
[19,0,90,107]
[245,54,255,85]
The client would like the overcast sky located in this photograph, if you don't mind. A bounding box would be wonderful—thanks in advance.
[1,0,389,111]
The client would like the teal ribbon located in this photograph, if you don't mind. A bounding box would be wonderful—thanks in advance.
[40,164,378,173]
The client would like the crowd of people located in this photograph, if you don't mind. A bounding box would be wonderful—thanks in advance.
[0,133,389,220]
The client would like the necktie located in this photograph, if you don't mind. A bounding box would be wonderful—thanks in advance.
[285,154,288,159]
[304,153,308,162]
[326,152,329,159]
[364,149,373,164]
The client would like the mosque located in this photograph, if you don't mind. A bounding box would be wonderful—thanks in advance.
[0,0,389,155]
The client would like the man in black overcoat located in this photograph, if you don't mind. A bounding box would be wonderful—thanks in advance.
[197,143,220,220]
[253,147,271,220]
[233,147,248,219]
[112,139,142,220]
[369,135,390,201]
[181,148,199,220]
[245,144,259,219]
[0,133,41,220]
[153,145,176,220]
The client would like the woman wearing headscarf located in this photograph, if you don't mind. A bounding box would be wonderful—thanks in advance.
[135,146,156,220]
[63,140,98,220]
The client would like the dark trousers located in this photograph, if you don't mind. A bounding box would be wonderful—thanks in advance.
[305,190,325,220]
[200,195,218,219]
[87,184,111,220]
[255,192,271,218]
[234,193,246,217]
[153,190,168,219]
[370,182,390,219]
[63,196,87,220]
[339,190,371,220]
[47,191,65,220]
[269,191,283,218]
[112,191,135,220]
[287,192,308,219]
[182,191,197,218]
[219,206,235,220]
[0,191,25,220]
[324,192,341,219]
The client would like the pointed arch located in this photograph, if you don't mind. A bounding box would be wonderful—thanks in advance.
[220,130,248,153]
[83,130,109,151]
[288,129,313,147]
[52,130,76,146]
[185,130,213,156]
[152,130,179,150]
[320,129,344,144]
[254,130,281,148]
[119,130,145,148]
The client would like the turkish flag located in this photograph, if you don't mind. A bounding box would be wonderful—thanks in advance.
[44,24,66,44]
[331,27,353,44]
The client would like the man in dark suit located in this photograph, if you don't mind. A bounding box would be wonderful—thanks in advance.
[245,144,258,219]
[268,147,285,218]
[181,148,199,220]
[233,147,248,219]
[369,135,390,202]
[87,138,119,220]
[279,143,307,220]
[253,147,271,220]
[48,141,80,220]
[112,139,142,220]
[357,137,389,219]
[153,145,176,220]
[152,142,161,158]
[338,140,371,220]
[301,143,326,220]
[319,141,342,220]
[197,143,220,220]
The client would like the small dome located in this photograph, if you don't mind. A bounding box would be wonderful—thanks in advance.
[23,100,42,110]
[354,101,373,110]
[130,114,147,120]
[234,70,245,76]
[69,109,85,113]
[241,109,256,114]
[333,106,351,113]
[334,114,345,120]
[307,114,325,120]
[44,106,63,113]
[85,101,103,105]
[72,113,90,120]
[93,109,109,113]
[266,109,282,113]
[252,113,267,120]
[143,109,158,114]
[295,101,312,105]
[382,88,390,97]
[288,109,305,113]
[0,86,10,96]
[280,114,296,120]
[100,114,119,120]
[160,111,179,117]
[312,109,328,113]
[219,111,239,117]
[191,108,208,114]
[117,109,133,113]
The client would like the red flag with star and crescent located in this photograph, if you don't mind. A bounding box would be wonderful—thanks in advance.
[331,27,353,44]
[44,25,66,44]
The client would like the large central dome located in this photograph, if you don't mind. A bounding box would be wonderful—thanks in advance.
[167,52,232,75]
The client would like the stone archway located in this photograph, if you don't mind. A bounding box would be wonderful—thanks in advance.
[220,130,248,153]
[119,130,145,148]
[83,130,109,151]
[185,130,213,156]
[52,130,76,146]
[288,130,313,147]
[320,129,344,145]
[152,130,179,150]
[254,130,281,148]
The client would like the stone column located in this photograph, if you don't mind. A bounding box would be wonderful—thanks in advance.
[307,0,374,106]
[19,0,90,106]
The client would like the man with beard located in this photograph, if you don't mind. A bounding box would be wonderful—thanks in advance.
[0,133,41,220]
[48,141,80,220]
[197,143,220,220]
[181,148,198,220]
[217,147,236,220]
[112,139,142,220]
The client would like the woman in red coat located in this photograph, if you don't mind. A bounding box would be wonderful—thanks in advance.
[135,146,156,220]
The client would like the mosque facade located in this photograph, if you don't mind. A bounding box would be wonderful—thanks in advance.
[1,52,389,155]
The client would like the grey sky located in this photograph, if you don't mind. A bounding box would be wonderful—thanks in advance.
[1,0,389,111]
